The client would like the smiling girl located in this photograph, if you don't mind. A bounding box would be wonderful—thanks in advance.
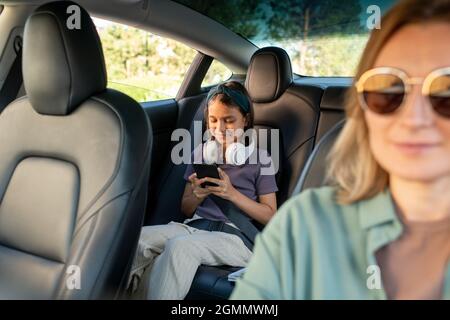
[129,81,278,300]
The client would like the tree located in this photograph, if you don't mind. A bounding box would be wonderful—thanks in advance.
[175,0,367,76]
[266,0,363,73]
[97,22,198,101]
[176,0,266,39]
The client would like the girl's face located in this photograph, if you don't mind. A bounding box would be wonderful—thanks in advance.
[207,99,248,146]
[364,22,450,182]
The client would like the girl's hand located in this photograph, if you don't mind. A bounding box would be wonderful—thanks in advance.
[205,168,238,201]
[188,173,211,200]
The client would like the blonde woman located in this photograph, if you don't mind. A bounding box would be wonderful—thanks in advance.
[231,0,450,300]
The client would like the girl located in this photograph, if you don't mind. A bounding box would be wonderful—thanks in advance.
[130,81,278,299]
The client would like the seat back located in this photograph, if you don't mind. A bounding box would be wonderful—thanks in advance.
[293,86,348,194]
[294,120,345,193]
[245,47,322,204]
[145,94,207,225]
[0,1,152,299]
[315,86,347,143]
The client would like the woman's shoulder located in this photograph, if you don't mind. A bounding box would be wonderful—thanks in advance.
[282,185,344,213]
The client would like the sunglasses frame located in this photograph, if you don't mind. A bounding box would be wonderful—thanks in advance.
[355,66,450,114]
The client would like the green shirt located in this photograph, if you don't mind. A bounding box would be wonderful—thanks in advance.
[230,186,450,300]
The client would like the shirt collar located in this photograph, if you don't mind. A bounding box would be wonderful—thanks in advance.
[356,188,450,300]
[357,188,400,230]
[356,189,403,299]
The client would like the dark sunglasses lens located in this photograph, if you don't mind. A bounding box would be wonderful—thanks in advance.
[362,74,405,114]
[429,73,450,118]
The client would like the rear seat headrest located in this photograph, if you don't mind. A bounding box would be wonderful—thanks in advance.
[320,86,348,111]
[23,0,107,116]
[245,47,293,103]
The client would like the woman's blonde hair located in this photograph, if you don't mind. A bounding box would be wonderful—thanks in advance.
[326,0,450,204]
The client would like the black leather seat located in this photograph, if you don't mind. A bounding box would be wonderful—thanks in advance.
[0,1,152,299]
[246,47,323,204]
[293,86,348,194]
[314,86,347,143]
[186,47,324,299]
[294,119,345,193]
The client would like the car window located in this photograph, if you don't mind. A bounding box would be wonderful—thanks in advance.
[94,18,197,102]
[202,59,232,88]
[174,0,398,77]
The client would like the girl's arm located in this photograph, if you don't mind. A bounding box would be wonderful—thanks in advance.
[205,168,277,225]
[231,191,277,225]
[180,173,211,218]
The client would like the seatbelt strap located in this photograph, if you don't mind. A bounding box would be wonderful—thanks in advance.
[0,36,23,112]
[186,218,253,251]
[209,194,260,246]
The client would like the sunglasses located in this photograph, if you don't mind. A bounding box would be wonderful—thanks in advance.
[355,67,450,118]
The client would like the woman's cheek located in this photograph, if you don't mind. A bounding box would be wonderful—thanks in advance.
[365,113,392,165]
[437,120,450,163]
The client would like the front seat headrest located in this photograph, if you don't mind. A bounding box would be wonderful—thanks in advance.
[245,46,293,103]
[22,1,107,116]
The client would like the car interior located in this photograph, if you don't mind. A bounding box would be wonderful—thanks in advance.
[0,0,395,299]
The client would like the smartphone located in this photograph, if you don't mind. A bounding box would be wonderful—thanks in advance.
[193,163,220,188]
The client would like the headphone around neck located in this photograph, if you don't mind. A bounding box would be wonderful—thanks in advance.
[202,135,255,166]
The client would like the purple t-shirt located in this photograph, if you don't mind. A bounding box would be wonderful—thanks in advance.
[183,145,278,223]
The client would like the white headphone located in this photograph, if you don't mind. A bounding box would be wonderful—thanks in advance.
[203,135,256,166]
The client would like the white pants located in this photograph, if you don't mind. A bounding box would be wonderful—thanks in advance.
[128,215,253,300]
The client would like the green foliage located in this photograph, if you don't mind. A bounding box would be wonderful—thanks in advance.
[174,0,370,76]
[267,0,362,40]
[176,0,265,39]
[97,1,394,101]
[202,60,233,87]
[264,0,363,75]
[98,23,199,101]
[97,19,234,102]
[288,34,368,76]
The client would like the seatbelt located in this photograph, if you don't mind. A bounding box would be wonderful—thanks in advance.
[0,36,23,112]
[186,218,254,251]
[208,194,260,247]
